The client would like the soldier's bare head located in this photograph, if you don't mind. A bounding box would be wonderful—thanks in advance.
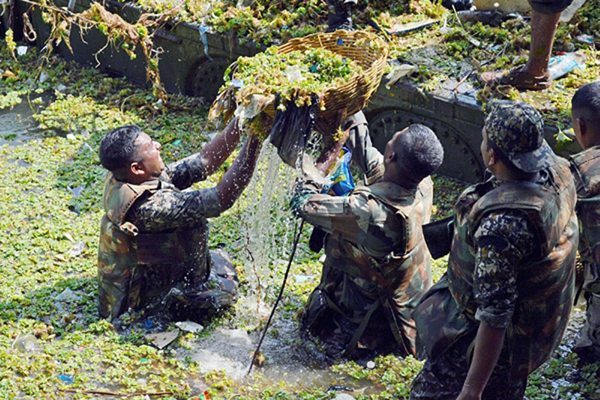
[99,125,165,183]
[383,124,444,188]
[572,81,600,150]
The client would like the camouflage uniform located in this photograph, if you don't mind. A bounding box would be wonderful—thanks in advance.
[411,101,578,400]
[292,112,433,361]
[570,146,600,358]
[326,0,356,33]
[98,153,238,323]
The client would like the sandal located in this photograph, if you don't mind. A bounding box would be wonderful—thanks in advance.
[480,65,552,91]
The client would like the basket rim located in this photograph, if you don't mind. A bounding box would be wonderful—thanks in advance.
[210,29,390,121]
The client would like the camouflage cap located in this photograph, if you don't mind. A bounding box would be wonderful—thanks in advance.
[484,100,557,173]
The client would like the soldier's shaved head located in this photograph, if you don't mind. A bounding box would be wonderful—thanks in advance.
[99,125,143,176]
[572,81,600,120]
[393,124,444,184]
[572,81,600,149]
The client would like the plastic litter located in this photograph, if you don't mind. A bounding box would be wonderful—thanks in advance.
[560,0,586,22]
[322,147,355,196]
[385,64,417,89]
[189,390,211,400]
[390,19,439,35]
[198,26,213,62]
[39,71,49,83]
[58,374,74,385]
[175,321,204,333]
[16,46,28,56]
[294,274,316,283]
[284,64,305,83]
[12,333,38,353]
[55,288,79,302]
[269,94,319,168]
[333,394,355,400]
[143,319,153,330]
[234,94,274,126]
[145,329,180,349]
[576,35,595,45]
[548,52,586,81]
[366,360,376,369]
[69,242,85,257]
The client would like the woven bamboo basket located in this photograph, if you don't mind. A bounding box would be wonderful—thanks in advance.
[209,29,389,124]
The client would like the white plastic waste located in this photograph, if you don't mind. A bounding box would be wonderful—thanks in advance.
[175,321,204,333]
[548,52,586,81]
[560,0,586,22]
[385,64,418,89]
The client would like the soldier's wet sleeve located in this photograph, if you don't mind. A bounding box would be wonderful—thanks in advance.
[291,182,398,256]
[128,187,221,231]
[343,111,384,185]
[472,210,538,329]
[166,153,206,190]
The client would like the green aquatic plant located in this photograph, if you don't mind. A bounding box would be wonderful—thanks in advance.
[224,46,363,111]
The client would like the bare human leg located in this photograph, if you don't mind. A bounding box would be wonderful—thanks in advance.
[479,10,561,91]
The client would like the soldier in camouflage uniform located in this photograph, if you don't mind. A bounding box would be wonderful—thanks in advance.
[97,119,264,324]
[326,0,356,32]
[411,101,578,400]
[291,115,444,362]
[569,81,600,362]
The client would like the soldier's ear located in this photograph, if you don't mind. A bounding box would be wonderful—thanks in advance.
[385,151,396,165]
[577,117,587,138]
[487,148,497,167]
[130,161,146,176]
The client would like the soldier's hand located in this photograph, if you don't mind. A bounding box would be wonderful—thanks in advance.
[249,113,274,141]
[315,110,352,149]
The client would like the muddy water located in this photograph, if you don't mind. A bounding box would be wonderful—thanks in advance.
[180,318,356,394]
[0,100,40,145]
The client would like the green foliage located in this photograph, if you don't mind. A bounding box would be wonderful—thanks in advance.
[34,93,141,133]
[0,90,25,110]
[227,46,363,110]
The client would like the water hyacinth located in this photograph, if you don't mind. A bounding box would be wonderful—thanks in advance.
[223,46,363,111]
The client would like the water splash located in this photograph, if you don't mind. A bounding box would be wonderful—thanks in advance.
[236,144,296,320]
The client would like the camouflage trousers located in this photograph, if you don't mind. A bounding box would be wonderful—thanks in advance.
[574,292,600,359]
[133,249,238,322]
[410,329,527,400]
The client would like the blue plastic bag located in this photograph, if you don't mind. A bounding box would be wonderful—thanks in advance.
[322,147,355,196]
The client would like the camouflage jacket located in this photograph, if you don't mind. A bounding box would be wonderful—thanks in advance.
[445,159,578,376]
[570,146,600,293]
[97,153,222,321]
[293,116,433,356]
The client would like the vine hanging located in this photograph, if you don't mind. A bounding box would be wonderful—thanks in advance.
[19,0,180,100]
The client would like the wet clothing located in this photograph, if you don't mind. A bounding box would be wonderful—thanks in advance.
[411,160,578,400]
[293,113,433,362]
[529,0,574,14]
[98,153,238,322]
[570,146,600,358]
